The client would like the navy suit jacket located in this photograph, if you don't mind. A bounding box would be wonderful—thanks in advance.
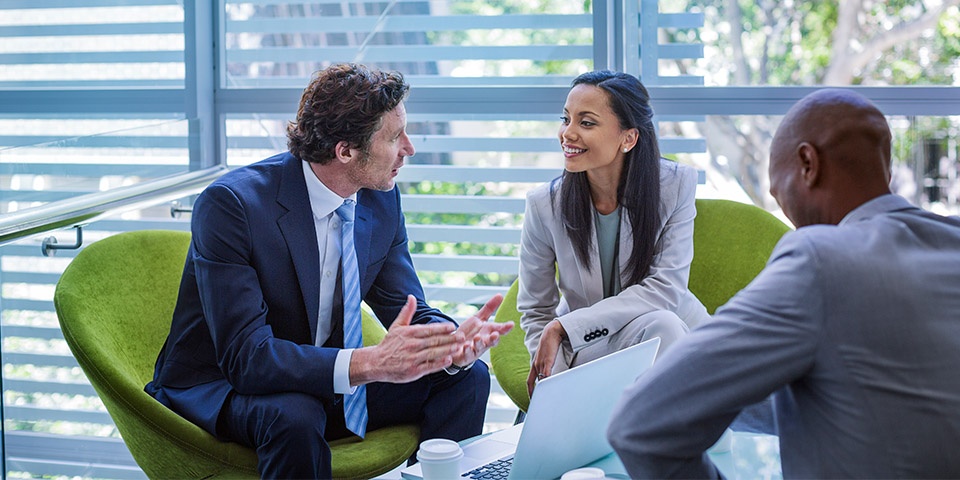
[145,151,453,436]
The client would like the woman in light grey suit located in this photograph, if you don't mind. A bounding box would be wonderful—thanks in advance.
[519,71,709,394]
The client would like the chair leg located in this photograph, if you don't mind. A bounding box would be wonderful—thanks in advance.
[513,410,526,425]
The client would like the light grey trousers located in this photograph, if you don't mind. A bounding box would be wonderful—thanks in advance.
[552,309,689,374]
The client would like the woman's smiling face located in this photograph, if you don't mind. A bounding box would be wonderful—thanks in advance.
[558,84,632,177]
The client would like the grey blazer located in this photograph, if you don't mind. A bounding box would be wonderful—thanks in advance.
[608,194,960,478]
[518,159,709,357]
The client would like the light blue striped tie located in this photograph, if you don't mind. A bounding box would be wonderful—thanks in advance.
[336,199,367,438]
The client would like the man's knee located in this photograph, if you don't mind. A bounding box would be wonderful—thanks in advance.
[442,360,490,409]
[242,392,332,478]
[257,392,327,444]
[467,359,490,384]
[458,360,491,400]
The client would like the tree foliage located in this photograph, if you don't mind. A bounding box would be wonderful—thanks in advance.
[664,0,960,209]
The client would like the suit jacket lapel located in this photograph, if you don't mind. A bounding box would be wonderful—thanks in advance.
[571,209,634,303]
[276,153,322,342]
[574,217,603,306]
[618,214,635,287]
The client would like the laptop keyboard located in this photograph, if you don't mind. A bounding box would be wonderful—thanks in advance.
[462,453,514,479]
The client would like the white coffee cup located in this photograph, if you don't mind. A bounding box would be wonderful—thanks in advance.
[560,467,606,480]
[417,438,464,480]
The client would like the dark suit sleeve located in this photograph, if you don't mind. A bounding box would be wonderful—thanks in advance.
[191,183,339,399]
[607,232,822,478]
[362,187,456,329]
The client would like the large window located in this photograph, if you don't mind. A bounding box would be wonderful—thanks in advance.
[222,0,593,87]
[1,1,958,477]
[655,0,960,215]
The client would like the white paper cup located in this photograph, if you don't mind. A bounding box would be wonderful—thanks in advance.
[560,467,606,480]
[417,438,464,480]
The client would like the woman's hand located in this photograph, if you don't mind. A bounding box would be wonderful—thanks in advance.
[526,319,567,396]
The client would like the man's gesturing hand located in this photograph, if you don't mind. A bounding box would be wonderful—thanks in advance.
[451,293,513,368]
[350,295,464,385]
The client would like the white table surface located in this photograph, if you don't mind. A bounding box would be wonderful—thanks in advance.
[587,430,782,480]
[385,429,783,480]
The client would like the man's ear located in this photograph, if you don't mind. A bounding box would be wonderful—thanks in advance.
[797,141,820,187]
[334,141,356,165]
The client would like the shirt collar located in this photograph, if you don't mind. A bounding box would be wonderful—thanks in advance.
[301,160,357,220]
[838,193,917,226]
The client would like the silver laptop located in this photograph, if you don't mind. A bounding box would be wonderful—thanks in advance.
[401,337,660,480]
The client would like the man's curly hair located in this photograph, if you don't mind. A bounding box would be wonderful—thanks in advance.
[287,63,409,164]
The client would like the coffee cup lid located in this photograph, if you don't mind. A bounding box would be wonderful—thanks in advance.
[560,467,606,480]
[417,438,463,461]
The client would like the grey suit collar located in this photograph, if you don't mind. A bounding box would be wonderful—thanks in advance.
[840,194,916,226]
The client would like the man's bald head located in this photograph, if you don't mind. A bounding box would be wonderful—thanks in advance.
[778,89,892,176]
[768,89,893,227]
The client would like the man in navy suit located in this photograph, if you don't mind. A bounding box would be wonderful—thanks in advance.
[145,63,513,478]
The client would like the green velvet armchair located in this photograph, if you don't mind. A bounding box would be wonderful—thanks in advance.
[54,229,419,479]
[490,198,792,413]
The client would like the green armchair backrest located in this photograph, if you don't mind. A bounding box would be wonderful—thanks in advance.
[688,199,791,313]
[490,198,791,412]
[54,230,417,479]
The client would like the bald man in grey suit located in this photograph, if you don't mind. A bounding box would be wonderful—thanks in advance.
[607,89,960,479]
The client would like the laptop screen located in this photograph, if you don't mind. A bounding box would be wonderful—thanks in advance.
[401,337,661,480]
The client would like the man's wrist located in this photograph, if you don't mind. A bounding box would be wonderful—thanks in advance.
[444,361,474,375]
[334,349,357,393]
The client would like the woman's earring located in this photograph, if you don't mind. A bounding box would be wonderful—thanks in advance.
[622,148,629,153]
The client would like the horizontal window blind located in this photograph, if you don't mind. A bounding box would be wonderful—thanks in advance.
[0,0,185,89]
[222,0,593,88]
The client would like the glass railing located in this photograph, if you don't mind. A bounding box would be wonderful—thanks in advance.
[0,124,221,478]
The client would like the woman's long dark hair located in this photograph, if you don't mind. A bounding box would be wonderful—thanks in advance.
[550,70,661,287]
